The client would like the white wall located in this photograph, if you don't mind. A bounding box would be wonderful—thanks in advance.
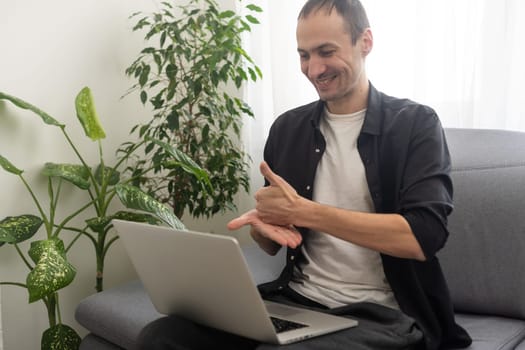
[0,0,251,349]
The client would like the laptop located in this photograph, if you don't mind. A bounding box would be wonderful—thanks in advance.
[113,219,358,345]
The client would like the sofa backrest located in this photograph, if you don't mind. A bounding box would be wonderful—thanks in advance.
[440,128,525,319]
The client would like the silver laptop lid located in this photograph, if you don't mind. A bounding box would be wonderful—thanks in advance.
[113,219,279,343]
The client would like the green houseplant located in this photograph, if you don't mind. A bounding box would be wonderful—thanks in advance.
[122,0,262,219]
[0,87,209,350]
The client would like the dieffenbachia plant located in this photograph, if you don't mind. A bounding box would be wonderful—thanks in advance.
[0,87,210,350]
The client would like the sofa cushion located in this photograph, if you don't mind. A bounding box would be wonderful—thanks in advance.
[456,313,525,350]
[441,129,525,318]
[516,341,525,349]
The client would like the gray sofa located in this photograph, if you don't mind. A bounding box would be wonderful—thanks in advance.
[75,128,525,349]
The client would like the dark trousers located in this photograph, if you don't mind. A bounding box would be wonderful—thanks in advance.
[136,287,423,350]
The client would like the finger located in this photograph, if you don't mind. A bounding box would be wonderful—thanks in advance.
[283,226,302,247]
[258,224,302,248]
[227,217,247,231]
[226,210,255,230]
[259,161,295,202]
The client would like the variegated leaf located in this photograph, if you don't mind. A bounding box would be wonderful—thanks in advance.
[0,91,65,127]
[42,163,91,190]
[41,324,81,350]
[0,215,43,244]
[28,237,65,264]
[75,87,106,141]
[0,154,23,175]
[85,211,160,232]
[26,238,76,303]
[111,211,161,225]
[115,184,186,230]
[94,164,120,186]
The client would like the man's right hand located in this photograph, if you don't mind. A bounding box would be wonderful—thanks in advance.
[227,209,302,255]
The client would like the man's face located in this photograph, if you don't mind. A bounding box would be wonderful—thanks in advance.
[296,9,371,113]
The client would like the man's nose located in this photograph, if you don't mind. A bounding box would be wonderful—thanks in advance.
[306,57,327,79]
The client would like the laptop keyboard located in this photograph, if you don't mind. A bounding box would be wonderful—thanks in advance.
[270,316,308,333]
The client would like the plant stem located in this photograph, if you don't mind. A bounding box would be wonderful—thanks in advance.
[19,174,49,228]
[97,140,108,215]
[55,293,63,324]
[14,243,33,270]
[53,200,94,238]
[44,294,57,327]
[0,282,27,288]
[103,235,120,258]
[65,231,87,253]
[61,128,102,201]
[95,247,104,293]
[95,228,106,292]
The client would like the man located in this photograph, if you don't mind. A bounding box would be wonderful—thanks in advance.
[138,0,472,348]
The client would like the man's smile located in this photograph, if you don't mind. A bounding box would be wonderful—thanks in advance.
[315,73,338,88]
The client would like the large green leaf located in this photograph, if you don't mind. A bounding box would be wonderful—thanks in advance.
[75,87,106,141]
[26,238,76,303]
[94,164,120,186]
[85,211,160,232]
[0,92,65,127]
[41,324,81,350]
[0,154,23,175]
[0,215,43,244]
[41,163,91,190]
[115,184,186,230]
[147,137,212,190]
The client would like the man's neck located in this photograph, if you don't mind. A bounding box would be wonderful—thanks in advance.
[326,80,369,115]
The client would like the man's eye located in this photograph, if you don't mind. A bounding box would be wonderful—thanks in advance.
[320,50,335,57]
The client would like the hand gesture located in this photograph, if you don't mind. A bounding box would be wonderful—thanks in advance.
[255,161,301,226]
[227,209,302,250]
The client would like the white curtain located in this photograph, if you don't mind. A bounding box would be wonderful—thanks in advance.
[241,0,525,183]
[0,287,3,350]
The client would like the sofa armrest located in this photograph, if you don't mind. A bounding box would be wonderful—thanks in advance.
[75,280,161,350]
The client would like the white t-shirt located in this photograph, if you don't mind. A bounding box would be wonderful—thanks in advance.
[289,108,398,309]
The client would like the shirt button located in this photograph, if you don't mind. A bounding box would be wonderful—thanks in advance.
[315,148,320,153]
[306,185,311,191]
[290,255,295,261]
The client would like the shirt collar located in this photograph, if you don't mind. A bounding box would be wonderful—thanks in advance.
[362,82,382,136]
[309,81,383,136]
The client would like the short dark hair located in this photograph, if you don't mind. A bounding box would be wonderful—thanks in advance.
[298,0,370,45]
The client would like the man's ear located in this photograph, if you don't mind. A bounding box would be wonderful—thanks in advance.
[361,28,373,56]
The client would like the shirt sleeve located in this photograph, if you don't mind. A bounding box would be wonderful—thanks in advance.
[398,115,453,259]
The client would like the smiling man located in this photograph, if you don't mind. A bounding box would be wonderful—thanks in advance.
[137,1,472,349]
[227,0,472,349]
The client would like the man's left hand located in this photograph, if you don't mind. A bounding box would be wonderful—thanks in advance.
[255,161,302,226]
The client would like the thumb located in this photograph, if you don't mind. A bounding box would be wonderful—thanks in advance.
[260,161,282,187]
[259,161,295,202]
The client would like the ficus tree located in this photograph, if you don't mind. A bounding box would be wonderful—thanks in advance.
[122,0,262,219]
